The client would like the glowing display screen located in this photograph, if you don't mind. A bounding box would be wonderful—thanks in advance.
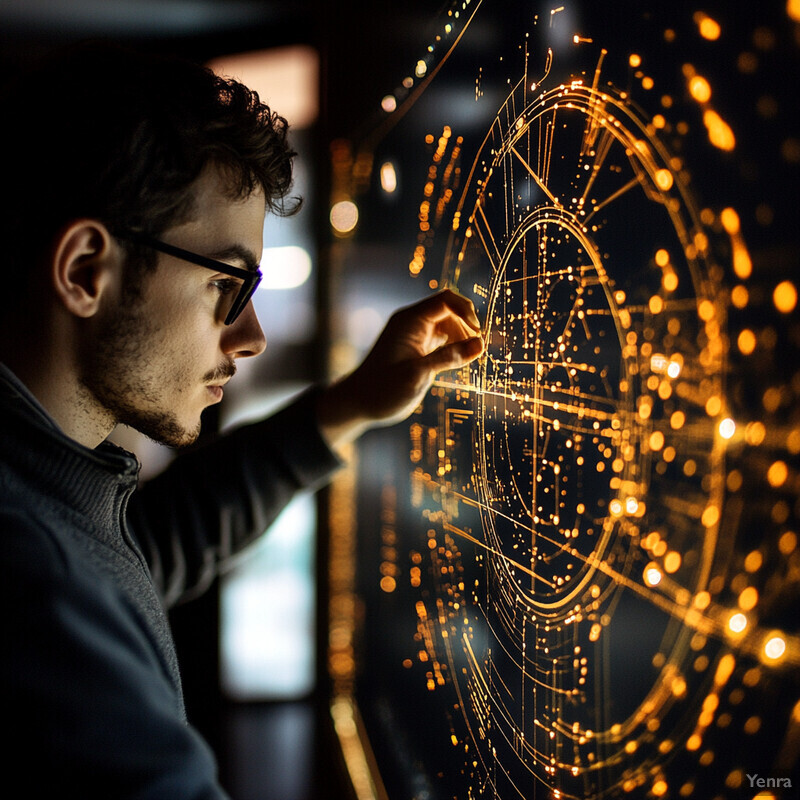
[327,2,800,797]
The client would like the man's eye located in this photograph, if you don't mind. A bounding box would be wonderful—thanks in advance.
[212,278,241,295]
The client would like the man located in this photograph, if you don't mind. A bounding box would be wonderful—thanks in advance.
[0,43,482,797]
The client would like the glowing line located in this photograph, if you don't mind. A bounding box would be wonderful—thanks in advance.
[460,630,574,777]
[434,378,619,424]
[510,145,561,206]
[477,201,503,262]
[361,0,485,150]
[482,616,582,696]
[503,265,575,283]
[582,175,642,224]
[540,110,555,189]
[443,521,557,588]
[579,127,614,208]
[438,484,693,626]
[439,634,485,780]
[445,495,579,570]
[463,632,491,695]
[471,204,502,267]
[580,49,607,156]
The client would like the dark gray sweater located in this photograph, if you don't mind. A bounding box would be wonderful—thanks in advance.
[0,364,340,798]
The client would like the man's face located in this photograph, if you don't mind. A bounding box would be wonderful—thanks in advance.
[82,165,267,447]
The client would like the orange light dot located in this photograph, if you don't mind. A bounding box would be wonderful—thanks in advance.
[694,591,711,610]
[737,329,756,355]
[686,734,702,751]
[698,16,721,41]
[664,551,682,573]
[644,565,663,586]
[704,109,736,151]
[716,654,736,684]
[778,531,797,554]
[705,395,722,416]
[698,299,715,320]
[764,635,786,660]
[701,505,720,528]
[380,161,398,193]
[763,386,783,413]
[330,200,359,234]
[720,207,741,235]
[729,613,748,634]
[744,551,763,573]
[727,469,743,491]
[663,272,679,292]
[694,230,709,253]
[789,0,800,23]
[689,75,712,103]
[731,285,749,308]
[703,693,720,714]
[744,716,761,735]
[652,779,668,797]
[733,245,753,280]
[773,280,798,313]
[629,53,642,68]
[654,168,673,190]
[738,586,758,611]
[767,460,789,487]
[671,677,687,697]
[655,248,670,267]
[719,417,736,439]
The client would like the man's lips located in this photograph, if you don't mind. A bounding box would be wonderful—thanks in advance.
[206,378,230,402]
[204,361,236,403]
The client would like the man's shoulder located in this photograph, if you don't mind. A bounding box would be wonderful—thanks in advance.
[0,501,74,583]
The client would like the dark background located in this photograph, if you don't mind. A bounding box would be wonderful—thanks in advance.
[2,2,799,799]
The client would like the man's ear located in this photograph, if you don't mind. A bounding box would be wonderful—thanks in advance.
[51,219,118,318]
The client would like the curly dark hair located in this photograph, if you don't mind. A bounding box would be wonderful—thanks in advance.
[1,41,299,296]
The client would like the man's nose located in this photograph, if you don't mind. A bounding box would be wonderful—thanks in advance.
[222,300,266,359]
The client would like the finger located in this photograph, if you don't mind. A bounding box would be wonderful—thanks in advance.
[418,335,483,373]
[401,289,481,332]
[439,289,481,330]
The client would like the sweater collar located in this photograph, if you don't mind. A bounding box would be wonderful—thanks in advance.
[0,363,141,526]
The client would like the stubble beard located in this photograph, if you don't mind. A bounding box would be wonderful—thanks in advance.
[80,299,203,449]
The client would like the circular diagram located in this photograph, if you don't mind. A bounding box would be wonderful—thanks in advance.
[415,66,734,798]
[475,203,637,614]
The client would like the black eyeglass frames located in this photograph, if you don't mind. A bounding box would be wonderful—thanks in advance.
[118,232,262,325]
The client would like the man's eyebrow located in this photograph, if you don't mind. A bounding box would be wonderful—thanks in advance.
[208,245,261,272]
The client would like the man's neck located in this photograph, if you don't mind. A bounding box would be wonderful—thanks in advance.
[1,338,115,450]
